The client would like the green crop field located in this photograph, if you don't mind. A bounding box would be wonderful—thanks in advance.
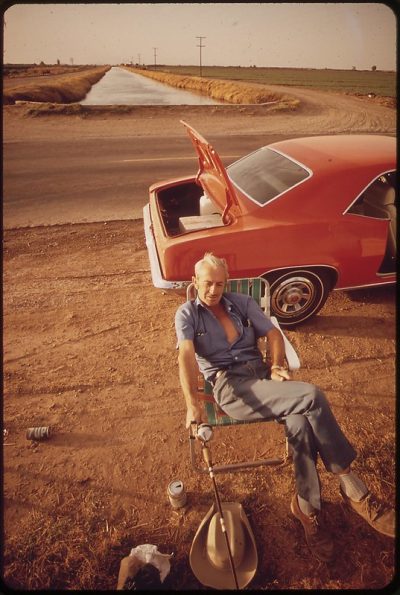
[155,65,396,97]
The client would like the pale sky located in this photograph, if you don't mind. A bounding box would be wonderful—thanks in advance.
[2,2,397,70]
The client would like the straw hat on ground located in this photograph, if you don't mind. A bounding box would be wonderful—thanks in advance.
[189,502,258,589]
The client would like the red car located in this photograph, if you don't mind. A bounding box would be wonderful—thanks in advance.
[143,122,396,326]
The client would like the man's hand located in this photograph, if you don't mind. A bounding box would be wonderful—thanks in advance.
[271,367,291,382]
[186,400,206,428]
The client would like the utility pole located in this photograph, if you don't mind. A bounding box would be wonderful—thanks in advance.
[153,47,157,70]
[138,53,141,65]
[196,36,206,77]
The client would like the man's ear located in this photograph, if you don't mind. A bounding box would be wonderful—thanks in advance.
[192,275,197,287]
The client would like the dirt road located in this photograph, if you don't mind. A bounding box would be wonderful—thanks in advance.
[2,87,396,590]
[3,130,292,228]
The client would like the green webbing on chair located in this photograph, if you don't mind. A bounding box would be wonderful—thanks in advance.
[204,398,255,426]
[228,279,250,295]
[239,279,250,294]
[251,278,262,306]
[203,378,256,426]
[226,278,264,308]
[204,380,213,396]
[228,280,238,293]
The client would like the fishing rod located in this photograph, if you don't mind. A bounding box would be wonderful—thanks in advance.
[197,423,239,590]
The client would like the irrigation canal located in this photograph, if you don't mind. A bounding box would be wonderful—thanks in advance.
[80,66,223,105]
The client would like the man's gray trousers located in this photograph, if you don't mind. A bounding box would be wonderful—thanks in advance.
[213,361,357,510]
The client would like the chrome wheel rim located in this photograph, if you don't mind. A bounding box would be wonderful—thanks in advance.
[271,276,320,319]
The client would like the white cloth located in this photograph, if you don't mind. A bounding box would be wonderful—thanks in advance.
[129,544,173,582]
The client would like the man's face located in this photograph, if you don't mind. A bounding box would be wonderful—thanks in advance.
[194,263,226,307]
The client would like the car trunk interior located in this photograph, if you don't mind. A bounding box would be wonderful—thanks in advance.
[156,180,224,236]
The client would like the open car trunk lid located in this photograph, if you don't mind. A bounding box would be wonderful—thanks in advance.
[181,120,241,223]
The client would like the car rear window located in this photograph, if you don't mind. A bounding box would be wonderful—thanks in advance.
[227,147,311,205]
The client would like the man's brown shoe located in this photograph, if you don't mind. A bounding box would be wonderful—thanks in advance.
[290,494,334,562]
[340,488,395,538]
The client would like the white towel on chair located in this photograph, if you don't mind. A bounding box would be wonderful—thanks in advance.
[270,316,301,371]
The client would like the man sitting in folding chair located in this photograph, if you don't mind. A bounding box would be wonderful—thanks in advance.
[175,252,394,563]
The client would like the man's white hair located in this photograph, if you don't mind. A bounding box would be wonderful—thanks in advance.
[194,252,229,278]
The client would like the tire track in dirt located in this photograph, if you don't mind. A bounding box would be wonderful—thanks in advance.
[255,84,396,134]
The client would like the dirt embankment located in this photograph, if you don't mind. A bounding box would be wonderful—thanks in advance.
[123,66,300,108]
[3,66,111,105]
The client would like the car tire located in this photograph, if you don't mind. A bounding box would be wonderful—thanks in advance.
[265,269,332,327]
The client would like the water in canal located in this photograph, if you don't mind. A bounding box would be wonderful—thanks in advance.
[80,66,224,105]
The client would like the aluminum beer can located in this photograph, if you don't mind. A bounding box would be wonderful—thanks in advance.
[26,426,51,441]
[167,479,187,509]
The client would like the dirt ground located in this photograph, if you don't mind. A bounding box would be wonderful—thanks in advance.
[2,87,397,590]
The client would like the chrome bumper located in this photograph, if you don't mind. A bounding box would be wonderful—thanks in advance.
[143,204,187,290]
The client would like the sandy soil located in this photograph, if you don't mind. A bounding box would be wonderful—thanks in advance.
[2,88,396,590]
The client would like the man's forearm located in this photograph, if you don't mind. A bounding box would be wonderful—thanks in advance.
[178,346,206,425]
[266,327,291,381]
[178,349,199,407]
[267,327,286,367]
[179,367,198,408]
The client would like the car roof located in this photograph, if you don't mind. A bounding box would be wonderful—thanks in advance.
[267,135,395,174]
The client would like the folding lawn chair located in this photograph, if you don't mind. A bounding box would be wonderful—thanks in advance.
[186,277,301,474]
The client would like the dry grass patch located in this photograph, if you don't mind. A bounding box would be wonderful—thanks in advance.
[4,65,94,79]
[3,67,110,105]
[3,487,142,590]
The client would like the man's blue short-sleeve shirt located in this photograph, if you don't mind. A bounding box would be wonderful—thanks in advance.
[175,292,274,382]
